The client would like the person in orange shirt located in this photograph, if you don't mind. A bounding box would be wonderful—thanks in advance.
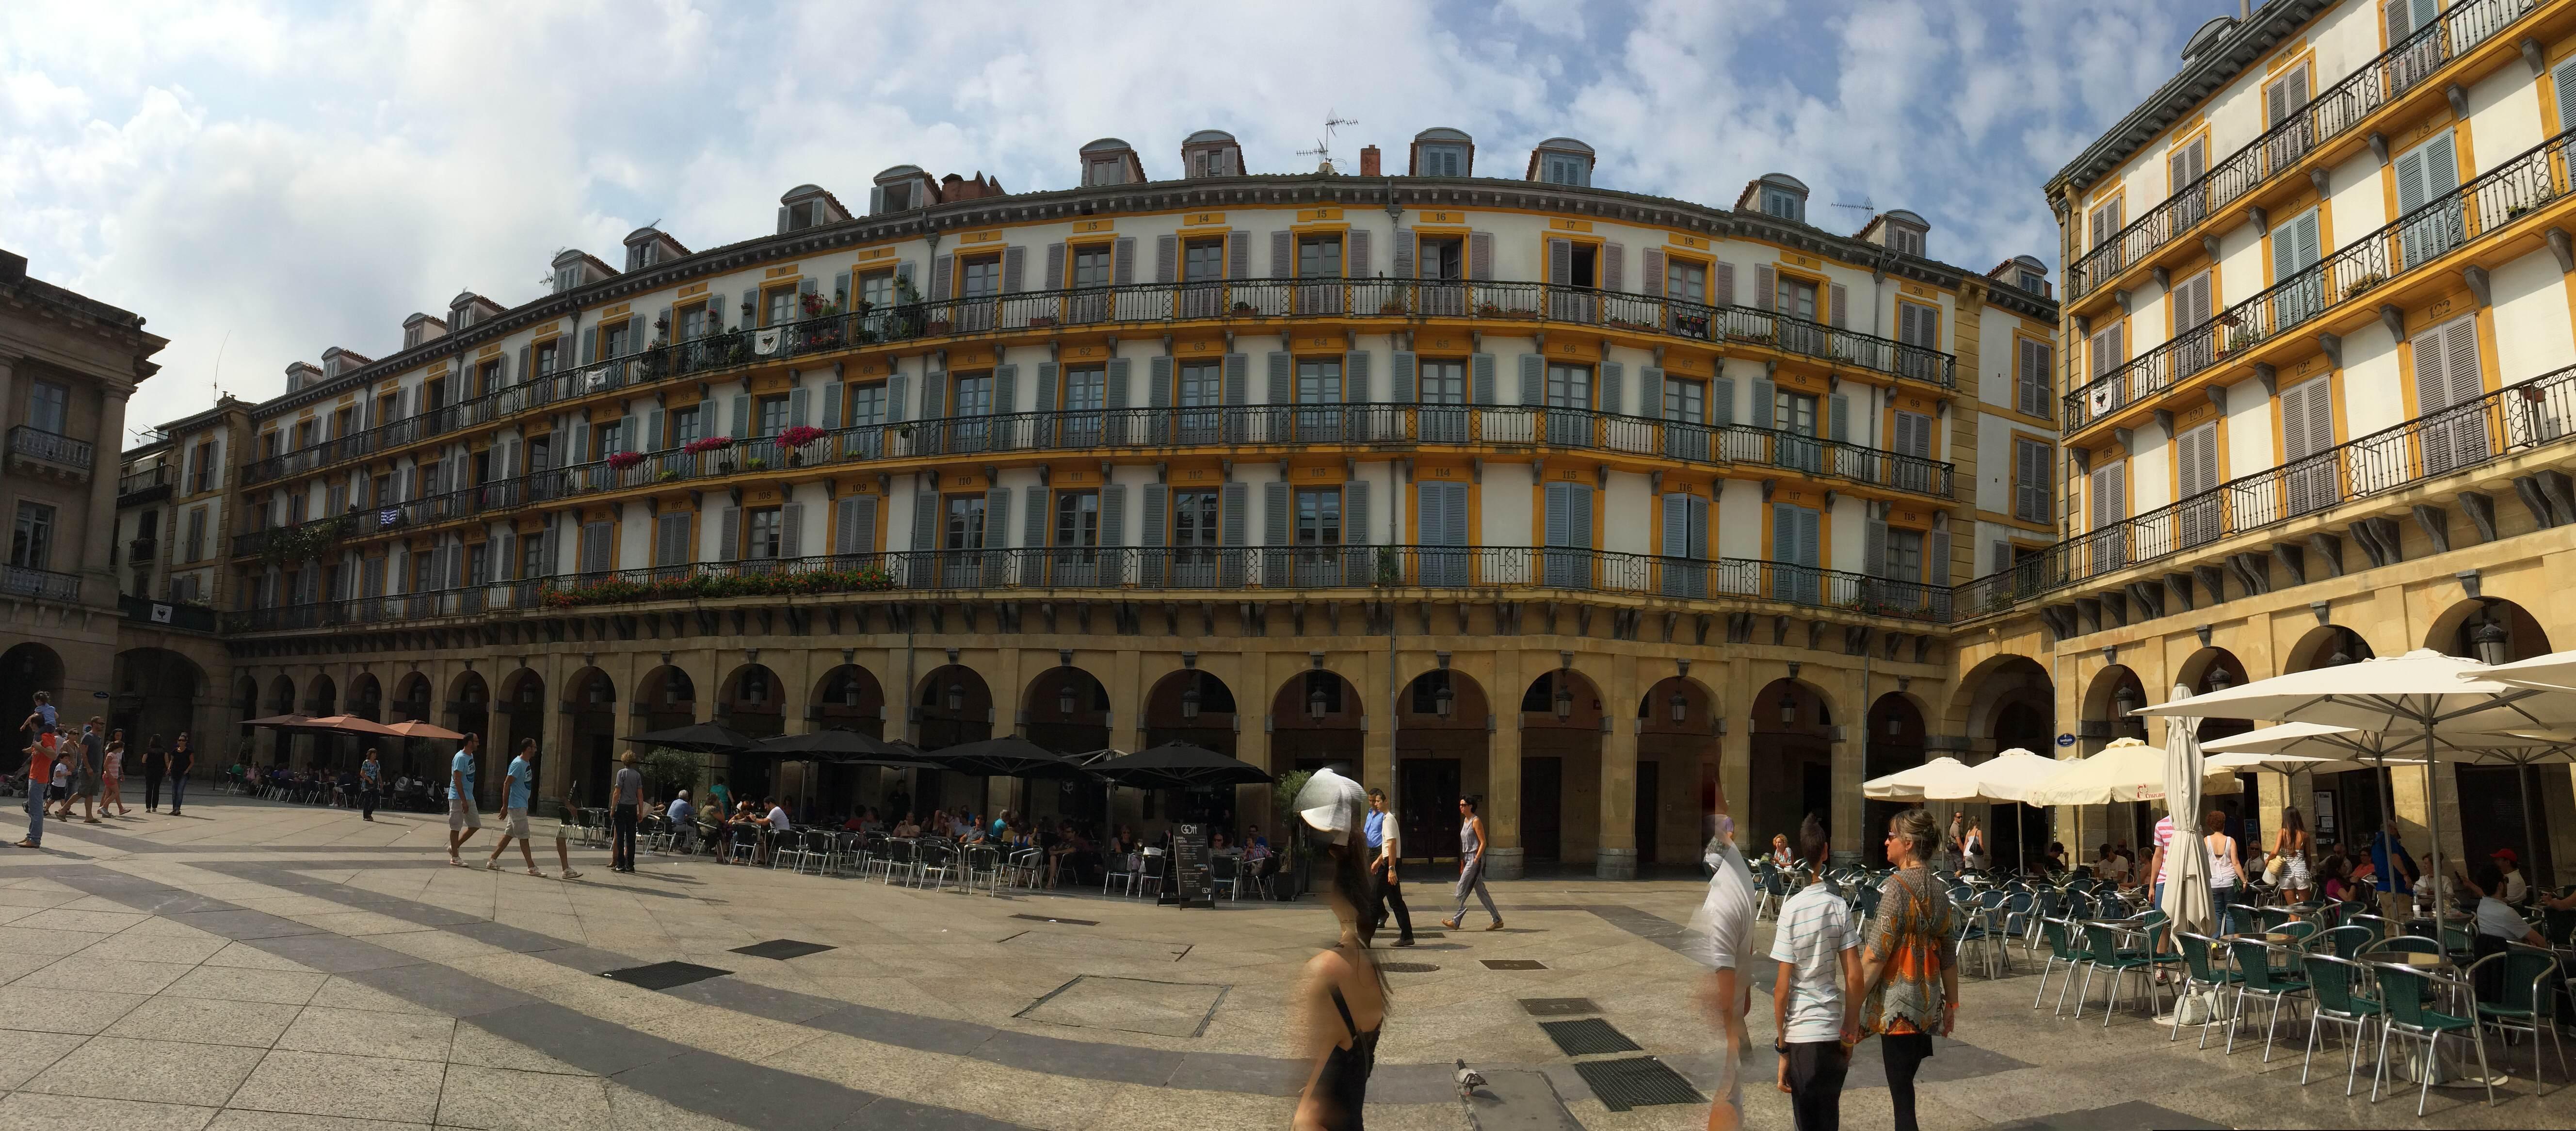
[16,732,53,848]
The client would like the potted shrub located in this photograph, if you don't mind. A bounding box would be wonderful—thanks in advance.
[744,457,769,471]
[655,469,681,484]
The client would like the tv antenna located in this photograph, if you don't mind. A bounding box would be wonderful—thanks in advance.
[1831,198,1878,219]
[1297,111,1359,174]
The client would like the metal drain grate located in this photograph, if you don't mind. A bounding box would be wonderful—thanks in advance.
[1010,914,1100,926]
[1540,1018,1642,1056]
[600,961,731,990]
[1520,997,1599,1017]
[729,939,836,960]
[1379,962,1440,973]
[1481,959,1547,970]
[1575,1057,1704,1112]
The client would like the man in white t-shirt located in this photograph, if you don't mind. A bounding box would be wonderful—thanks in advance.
[1689,783,1759,1129]
[1770,814,1862,1130]
[2095,843,2130,885]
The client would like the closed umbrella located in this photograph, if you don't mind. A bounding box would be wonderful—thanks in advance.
[2157,689,2216,938]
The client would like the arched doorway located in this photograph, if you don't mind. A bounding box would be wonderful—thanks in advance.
[302,674,341,771]
[1025,666,1111,755]
[264,675,296,766]
[2177,648,2257,848]
[1272,669,1365,775]
[2080,663,2150,856]
[1398,668,1491,863]
[1139,668,1243,840]
[111,648,202,765]
[499,670,546,794]
[1865,693,1926,868]
[715,664,784,804]
[808,664,887,818]
[449,672,491,799]
[232,675,258,752]
[1749,678,1835,859]
[2431,598,2562,885]
[637,666,697,734]
[913,664,994,817]
[1637,675,1718,870]
[1518,668,1604,866]
[347,673,383,722]
[0,646,64,748]
[562,668,616,807]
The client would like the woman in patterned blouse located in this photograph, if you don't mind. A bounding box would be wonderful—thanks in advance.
[1857,808,1958,1131]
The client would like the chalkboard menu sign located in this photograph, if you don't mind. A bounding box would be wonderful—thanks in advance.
[1172,823,1215,908]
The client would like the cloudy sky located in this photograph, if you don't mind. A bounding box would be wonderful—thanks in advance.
[2,0,2215,440]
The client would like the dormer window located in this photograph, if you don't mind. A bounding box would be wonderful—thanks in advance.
[555,266,580,293]
[1542,154,1588,186]
[784,200,825,231]
[882,182,911,211]
[2019,270,2045,293]
[403,325,423,349]
[1194,150,1224,178]
[1420,145,1466,177]
[1087,159,1126,186]
[1889,226,1924,257]
[1761,188,1803,222]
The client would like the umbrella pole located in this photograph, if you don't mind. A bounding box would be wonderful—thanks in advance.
[2423,714,2444,916]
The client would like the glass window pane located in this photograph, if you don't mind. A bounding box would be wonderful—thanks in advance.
[1297,360,1342,404]
[962,258,1001,297]
[1178,363,1221,406]
[1184,242,1224,282]
[1073,247,1112,288]
[1064,368,1106,411]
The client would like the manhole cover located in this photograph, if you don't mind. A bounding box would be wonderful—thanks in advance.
[1575,1057,1703,1112]
[1379,962,1440,973]
[1011,914,1099,926]
[1520,997,1599,1016]
[1016,975,1227,1037]
[730,939,836,960]
[1541,1018,1642,1056]
[601,961,731,990]
[1482,959,1547,970]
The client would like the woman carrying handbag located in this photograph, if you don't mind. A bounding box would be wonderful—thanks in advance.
[1856,808,1959,1131]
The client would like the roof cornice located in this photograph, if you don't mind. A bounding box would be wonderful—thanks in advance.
[2044,0,2330,199]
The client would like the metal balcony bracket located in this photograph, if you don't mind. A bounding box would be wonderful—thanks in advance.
[2412,504,2453,554]
[2271,542,2306,585]
[2114,427,2135,451]
[2308,532,2346,577]
[2317,333,2343,369]
[2154,409,2175,441]
[2153,266,2170,291]
[2524,37,2547,78]
[2195,564,2230,604]
[2548,229,2574,273]
[2113,289,2132,314]
[2254,363,2278,396]
[2446,84,2469,119]
[2248,206,2268,236]
[2457,569,2484,600]
[2515,475,2566,528]
[2369,131,2391,164]
[2460,267,2491,311]
[2308,168,2332,198]
[2207,385,2227,414]
[2165,572,2196,613]
[2228,552,2271,596]
[2127,581,2164,620]
[2202,235,2223,263]
[2457,491,2498,544]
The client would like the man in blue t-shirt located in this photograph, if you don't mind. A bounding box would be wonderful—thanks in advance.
[2369,826,2417,920]
[446,733,483,865]
[484,740,540,874]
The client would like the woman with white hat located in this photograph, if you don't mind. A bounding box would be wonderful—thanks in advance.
[1289,768,1388,1131]
[1690,771,1759,1130]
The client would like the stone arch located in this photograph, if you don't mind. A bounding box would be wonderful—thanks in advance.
[1024,666,1112,756]
[717,664,786,739]
[1517,667,1606,866]
[2080,664,2148,742]
[347,673,384,721]
[561,666,617,807]
[1395,667,1493,861]
[1272,669,1367,774]
[2282,624,2379,674]
[497,669,546,771]
[304,674,338,716]
[636,665,698,734]
[1141,668,1239,755]
[1865,692,1929,867]
[915,664,994,751]
[808,665,887,738]
[1948,654,2052,752]
[1748,677,1836,857]
[266,674,297,716]
[2425,596,2561,880]
[393,672,435,721]
[110,647,204,757]
[2425,597,2554,663]
[448,671,491,788]
[1635,673,1720,868]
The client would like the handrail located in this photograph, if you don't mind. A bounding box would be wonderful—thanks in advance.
[2065,0,2536,301]
[6,425,93,471]
[239,276,1959,486]
[118,466,171,497]
[2065,125,2574,431]
[219,545,1954,632]
[0,566,81,602]
[1972,362,2576,616]
[232,403,1957,558]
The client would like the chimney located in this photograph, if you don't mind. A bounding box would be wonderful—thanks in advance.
[1359,146,1382,177]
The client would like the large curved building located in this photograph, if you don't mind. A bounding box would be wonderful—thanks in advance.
[95,129,2063,877]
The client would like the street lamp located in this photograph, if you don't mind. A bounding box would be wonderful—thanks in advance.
[1669,690,1688,724]
[1553,679,1574,721]
[2206,666,2232,692]
[1780,691,1798,726]
[2472,614,2512,665]
[1307,681,1329,721]
[1180,675,1202,721]
[945,681,965,712]
[1057,681,1078,717]
[1435,676,1456,720]
[2113,681,2140,717]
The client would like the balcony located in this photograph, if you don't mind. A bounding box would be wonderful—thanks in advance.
[0,566,81,603]
[2065,0,2538,304]
[235,404,1956,560]
[2066,126,2576,436]
[126,539,157,566]
[219,544,1953,634]
[118,594,217,633]
[1965,360,2576,618]
[238,276,1959,487]
[5,426,94,481]
[117,466,171,505]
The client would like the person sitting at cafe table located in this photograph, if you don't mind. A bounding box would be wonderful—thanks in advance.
[1210,831,1235,857]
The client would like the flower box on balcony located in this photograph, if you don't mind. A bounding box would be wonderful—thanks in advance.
[1606,318,1657,333]
[776,425,826,449]
[1379,301,1409,316]
[1026,316,1058,329]
[608,451,644,471]
[924,320,952,336]
[2343,272,2385,296]
[685,436,732,456]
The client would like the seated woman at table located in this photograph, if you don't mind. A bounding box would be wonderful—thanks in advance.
[2318,855,2358,904]
[1210,831,1236,857]
[893,811,922,838]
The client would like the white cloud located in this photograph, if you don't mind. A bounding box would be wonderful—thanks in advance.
[0,0,2192,436]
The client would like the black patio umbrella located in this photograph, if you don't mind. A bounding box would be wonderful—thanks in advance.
[1088,742,1273,791]
[911,735,1097,780]
[620,721,759,754]
[746,728,902,759]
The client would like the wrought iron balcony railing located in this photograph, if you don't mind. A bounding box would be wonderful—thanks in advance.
[0,566,81,603]
[240,277,1959,487]
[117,465,171,503]
[118,593,217,632]
[220,544,1952,633]
[6,426,93,473]
[2064,0,2536,301]
[2065,125,2574,432]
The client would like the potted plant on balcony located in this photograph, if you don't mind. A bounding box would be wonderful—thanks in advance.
[1379,297,1410,316]
[687,435,734,473]
[2343,271,2385,296]
[608,451,645,472]
[744,456,770,471]
[1230,299,1258,315]
[655,469,681,484]
[776,425,826,467]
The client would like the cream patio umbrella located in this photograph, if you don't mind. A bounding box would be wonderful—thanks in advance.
[2131,648,2576,924]
[1861,757,1979,800]
[2023,736,2242,807]
[1924,749,2064,874]
[2478,647,2576,692]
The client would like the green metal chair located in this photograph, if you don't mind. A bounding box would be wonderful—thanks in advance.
[2257,905,2296,931]
[2033,917,2084,1013]
[2370,962,2495,1115]
[2363,935,2440,959]
[2226,937,2311,1061]
[2078,920,2162,1026]
[2174,932,2241,1047]
[2438,922,2476,962]
[2310,924,2371,960]
[2300,953,2383,1095]
[2463,944,2564,1097]
[2275,920,2317,946]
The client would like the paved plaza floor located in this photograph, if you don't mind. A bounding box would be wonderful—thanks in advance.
[0,793,2559,1130]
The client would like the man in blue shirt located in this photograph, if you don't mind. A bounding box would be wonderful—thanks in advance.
[1364,788,1415,947]
[447,733,483,866]
[2369,826,2417,921]
[484,740,540,874]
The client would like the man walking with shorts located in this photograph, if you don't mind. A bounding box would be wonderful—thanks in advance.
[447,733,483,866]
[484,740,542,875]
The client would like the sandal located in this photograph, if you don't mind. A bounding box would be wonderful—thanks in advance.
[524,868,544,877]
[560,870,582,879]
[484,861,501,871]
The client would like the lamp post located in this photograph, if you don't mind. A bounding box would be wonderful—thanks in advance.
[1180,675,1202,721]
[1670,690,1688,725]
[1553,679,1573,721]
[1435,676,1456,721]
[2472,615,2512,665]
[945,681,965,712]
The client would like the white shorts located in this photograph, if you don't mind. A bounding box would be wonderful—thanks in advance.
[449,802,483,831]
[504,809,530,838]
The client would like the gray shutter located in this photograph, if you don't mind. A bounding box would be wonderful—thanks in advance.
[1643,368,1667,419]
[1544,483,1570,547]
[1393,229,1414,278]
[1751,379,1774,428]
[1149,357,1172,409]
[833,272,851,310]
[1113,237,1136,286]
[1344,480,1370,545]
[821,381,842,430]
[580,327,598,365]
[1044,243,1065,291]
[1642,248,1665,296]
[515,346,531,387]
[869,186,885,215]
[922,371,948,420]
[719,507,741,561]
[1266,352,1290,404]
[1469,231,1493,280]
[1264,481,1290,545]
[740,290,759,328]
[1271,231,1293,278]
[1602,242,1624,292]
[1830,284,1849,328]
[1347,229,1370,278]
[1573,486,1593,549]
[1928,528,1950,585]
[1661,494,1689,557]
[1715,261,1736,307]
[1864,516,1888,578]
[1601,361,1624,417]
[886,373,909,422]
[1391,351,1418,403]
[851,495,879,555]
[929,254,952,300]
[835,497,862,554]
[1222,482,1247,545]
[983,490,1009,554]
[911,491,939,550]
[495,531,515,582]
[1472,353,1496,404]
[1141,485,1167,546]
[1344,351,1371,402]
[1224,353,1249,404]
[1100,484,1126,547]
[1227,231,1249,280]
[994,365,1017,415]
[1002,245,1026,293]
[1547,239,1572,286]
[645,409,663,451]
[788,388,809,428]
[1418,483,1446,547]
[1992,539,2011,574]
[1829,393,1850,442]
[1156,235,1177,284]
[781,503,804,558]
[1023,485,1046,548]
[656,513,687,566]
[1107,357,1131,408]
[730,395,750,437]
[1034,362,1057,413]
[1755,265,1775,312]
[1518,353,1543,406]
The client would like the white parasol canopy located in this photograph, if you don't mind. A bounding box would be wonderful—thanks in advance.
[1861,757,1978,801]
[2023,736,2242,807]
[1936,748,2067,804]
[2157,688,2216,937]
[2477,647,2576,692]
[2201,722,2429,774]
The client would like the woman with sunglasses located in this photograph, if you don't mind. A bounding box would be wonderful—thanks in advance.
[1857,809,1958,1131]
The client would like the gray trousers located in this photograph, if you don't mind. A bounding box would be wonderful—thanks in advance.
[1453,857,1499,923]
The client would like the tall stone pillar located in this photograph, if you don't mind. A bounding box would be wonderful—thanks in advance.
[1483,648,1525,880]
[1831,667,1866,867]
[1596,651,1641,880]
[1361,647,1397,808]
[81,388,131,607]
[1230,650,1272,843]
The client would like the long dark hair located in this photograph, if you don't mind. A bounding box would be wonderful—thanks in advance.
[1317,839,1391,1002]
[2280,806,2307,841]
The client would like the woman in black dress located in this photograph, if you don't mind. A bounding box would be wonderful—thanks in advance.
[143,735,166,813]
[1291,768,1386,1131]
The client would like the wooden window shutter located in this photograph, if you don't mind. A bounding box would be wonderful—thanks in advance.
[1001,245,1026,293]
[1393,229,1414,278]
[821,381,841,429]
[1347,229,1369,278]
[1660,494,1689,558]
[1344,481,1369,545]
[834,497,863,555]
[1391,351,1417,403]
[1113,237,1136,287]
[1751,378,1774,429]
[1034,362,1057,413]
[718,508,740,562]
[850,496,877,561]
[1715,261,1736,307]
[1156,235,1177,284]
[930,254,953,301]
[1221,483,1247,546]
[1149,357,1173,410]
[1754,264,1776,311]
[1642,248,1665,297]
[1224,353,1249,405]
[1471,353,1497,404]
[1044,242,1065,290]
[1141,485,1166,548]
[1344,351,1371,403]
[886,373,908,422]
[1469,231,1493,281]
[1107,357,1130,409]
[1227,230,1249,280]
[1830,284,1850,328]
[1547,239,1572,286]
[1544,483,1571,547]
[1518,353,1543,406]
[1601,242,1624,292]
[993,365,1017,415]
[1600,362,1623,417]
[1266,352,1290,404]
[1713,376,1736,426]
[1271,231,1293,279]
[1828,394,1850,442]
[911,491,939,550]
[2442,314,2482,408]
[1264,481,1290,546]
[1864,515,1888,578]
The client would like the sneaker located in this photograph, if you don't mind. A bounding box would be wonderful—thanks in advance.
[1393,937,1416,948]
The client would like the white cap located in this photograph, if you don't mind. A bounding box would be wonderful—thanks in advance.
[1294,767,1368,846]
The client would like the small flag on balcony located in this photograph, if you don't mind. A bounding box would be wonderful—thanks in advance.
[754,328,783,356]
